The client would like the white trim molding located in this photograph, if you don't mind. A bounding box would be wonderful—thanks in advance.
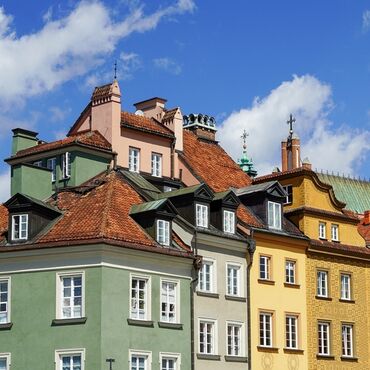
[55,348,85,370]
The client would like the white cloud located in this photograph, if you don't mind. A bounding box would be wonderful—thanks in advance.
[0,169,10,203]
[363,10,370,31]
[218,75,370,176]
[153,57,182,75]
[119,51,141,79]
[49,106,71,123]
[0,0,195,107]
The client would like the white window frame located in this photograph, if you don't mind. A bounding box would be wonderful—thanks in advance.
[198,318,217,355]
[318,322,330,355]
[195,203,208,228]
[283,184,293,204]
[285,260,296,284]
[130,274,151,321]
[226,321,244,356]
[0,277,10,324]
[341,324,354,358]
[267,201,281,229]
[226,263,241,296]
[259,255,271,280]
[62,152,71,179]
[160,279,180,324]
[285,315,299,349]
[129,350,152,370]
[56,271,85,320]
[159,352,181,370]
[55,348,85,370]
[331,224,339,241]
[129,147,140,173]
[151,153,162,177]
[319,222,326,239]
[33,160,43,167]
[259,312,273,347]
[317,270,328,297]
[340,273,351,301]
[198,258,216,293]
[47,157,57,182]
[11,214,28,241]
[157,220,170,246]
[0,353,11,370]
[223,210,235,234]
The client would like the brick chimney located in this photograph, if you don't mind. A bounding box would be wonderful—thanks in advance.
[364,210,370,225]
[281,114,301,171]
[133,97,167,122]
[183,113,217,142]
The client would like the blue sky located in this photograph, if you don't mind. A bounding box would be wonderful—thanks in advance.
[0,0,369,200]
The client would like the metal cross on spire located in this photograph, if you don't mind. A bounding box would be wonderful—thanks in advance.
[114,60,117,80]
[106,358,115,370]
[287,114,296,136]
[241,129,249,150]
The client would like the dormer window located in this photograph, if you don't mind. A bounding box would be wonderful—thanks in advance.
[268,201,281,229]
[157,219,170,246]
[223,210,235,234]
[129,147,140,173]
[47,158,57,182]
[33,160,42,167]
[151,153,162,177]
[196,204,208,228]
[62,152,71,179]
[11,214,28,240]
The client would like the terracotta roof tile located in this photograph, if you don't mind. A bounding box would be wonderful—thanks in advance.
[0,205,8,242]
[12,131,112,158]
[237,205,263,228]
[121,111,174,137]
[358,220,370,244]
[310,239,370,258]
[162,108,178,122]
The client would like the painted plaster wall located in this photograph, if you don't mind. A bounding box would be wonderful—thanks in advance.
[178,157,200,186]
[194,239,249,370]
[250,234,308,370]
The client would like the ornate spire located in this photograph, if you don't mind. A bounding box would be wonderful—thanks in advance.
[238,129,257,178]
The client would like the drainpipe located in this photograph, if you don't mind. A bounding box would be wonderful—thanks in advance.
[170,139,176,179]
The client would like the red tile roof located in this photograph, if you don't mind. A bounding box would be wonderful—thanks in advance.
[309,239,370,258]
[121,111,174,137]
[0,205,8,242]
[358,221,370,245]
[11,131,112,159]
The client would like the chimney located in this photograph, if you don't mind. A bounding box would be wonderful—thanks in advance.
[133,97,167,122]
[364,210,370,225]
[302,157,312,170]
[11,128,39,155]
[281,140,288,172]
[183,113,217,142]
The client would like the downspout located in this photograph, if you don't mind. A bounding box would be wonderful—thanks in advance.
[170,138,176,179]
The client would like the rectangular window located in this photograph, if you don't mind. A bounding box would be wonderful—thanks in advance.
[285,260,296,284]
[151,153,162,177]
[55,350,85,370]
[286,315,298,349]
[131,277,148,320]
[223,210,235,234]
[199,320,215,354]
[47,158,57,182]
[198,260,214,292]
[129,147,140,173]
[131,353,149,370]
[283,185,293,204]
[60,274,83,319]
[331,224,339,241]
[62,152,71,179]
[342,324,354,357]
[318,322,330,355]
[196,204,208,228]
[227,264,240,296]
[259,312,272,347]
[319,222,326,239]
[161,281,177,323]
[11,214,28,241]
[317,270,328,297]
[268,201,281,229]
[227,323,242,356]
[33,160,43,167]
[157,220,170,246]
[160,353,180,370]
[340,274,351,300]
[0,279,9,324]
[259,255,271,280]
[0,354,10,370]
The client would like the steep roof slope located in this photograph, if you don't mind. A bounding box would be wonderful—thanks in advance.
[0,204,8,242]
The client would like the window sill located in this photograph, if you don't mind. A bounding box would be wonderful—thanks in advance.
[52,317,87,326]
[127,318,154,327]
[258,279,275,285]
[339,299,355,304]
[257,346,279,353]
[341,356,358,362]
[225,295,247,302]
[0,322,13,330]
[196,291,219,299]
[284,282,300,289]
[319,237,327,241]
[224,356,248,362]
[316,354,335,360]
[283,348,304,354]
[331,240,340,243]
[158,322,183,330]
[315,295,332,301]
[196,354,221,361]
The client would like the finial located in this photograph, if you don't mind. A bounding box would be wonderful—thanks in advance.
[114,60,117,80]
[287,113,296,137]
[241,129,249,150]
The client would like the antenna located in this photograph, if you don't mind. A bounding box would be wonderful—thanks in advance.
[114,60,117,80]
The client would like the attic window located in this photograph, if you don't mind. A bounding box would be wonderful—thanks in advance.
[11,214,28,241]
[223,210,235,234]
[268,201,281,230]
[196,204,208,228]
[157,220,170,246]
[283,185,293,204]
